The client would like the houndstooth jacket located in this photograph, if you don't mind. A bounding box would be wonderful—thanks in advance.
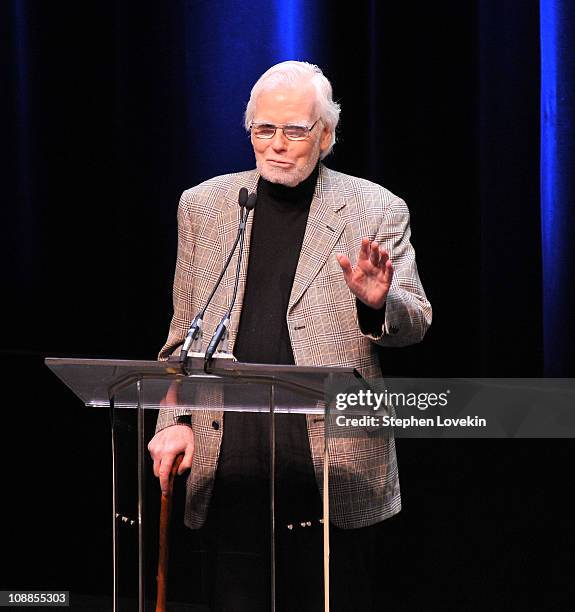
[156,163,432,529]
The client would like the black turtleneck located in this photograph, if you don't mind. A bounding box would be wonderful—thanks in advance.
[233,162,319,363]
[207,164,322,549]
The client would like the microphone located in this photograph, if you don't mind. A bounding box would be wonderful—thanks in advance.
[204,192,257,365]
[179,188,250,367]
[238,186,248,207]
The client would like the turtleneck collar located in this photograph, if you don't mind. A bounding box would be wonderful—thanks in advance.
[257,162,320,208]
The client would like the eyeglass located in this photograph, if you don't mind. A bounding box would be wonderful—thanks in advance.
[250,119,321,141]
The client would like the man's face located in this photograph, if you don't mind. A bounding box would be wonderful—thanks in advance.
[251,85,332,187]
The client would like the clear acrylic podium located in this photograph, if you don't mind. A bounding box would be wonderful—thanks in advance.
[45,356,360,612]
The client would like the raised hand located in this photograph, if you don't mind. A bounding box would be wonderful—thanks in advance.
[336,238,394,310]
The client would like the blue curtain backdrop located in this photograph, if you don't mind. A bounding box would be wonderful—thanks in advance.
[540,0,575,376]
[1,0,575,608]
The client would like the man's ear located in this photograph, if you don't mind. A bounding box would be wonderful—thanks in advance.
[320,126,332,155]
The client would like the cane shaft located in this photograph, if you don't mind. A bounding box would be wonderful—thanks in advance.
[156,453,184,612]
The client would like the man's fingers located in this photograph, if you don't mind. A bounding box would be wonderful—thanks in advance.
[369,242,380,266]
[158,454,176,494]
[178,447,194,475]
[177,464,191,476]
[336,254,353,283]
[378,248,389,267]
[336,253,351,270]
[384,259,394,283]
[358,238,371,261]
[149,423,195,490]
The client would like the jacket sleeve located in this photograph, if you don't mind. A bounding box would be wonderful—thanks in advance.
[155,192,197,432]
[356,196,432,347]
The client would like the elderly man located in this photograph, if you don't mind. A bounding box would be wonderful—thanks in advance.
[149,61,431,611]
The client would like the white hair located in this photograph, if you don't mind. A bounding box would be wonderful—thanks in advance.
[244,61,341,158]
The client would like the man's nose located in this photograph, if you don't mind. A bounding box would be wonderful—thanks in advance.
[270,128,288,151]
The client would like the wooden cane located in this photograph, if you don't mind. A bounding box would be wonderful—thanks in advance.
[156,453,184,612]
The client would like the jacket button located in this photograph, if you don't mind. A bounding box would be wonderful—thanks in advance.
[212,420,220,430]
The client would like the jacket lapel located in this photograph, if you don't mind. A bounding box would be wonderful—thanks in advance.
[216,170,260,348]
[215,165,347,345]
[288,165,347,312]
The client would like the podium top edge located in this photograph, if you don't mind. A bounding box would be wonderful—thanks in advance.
[43,356,359,376]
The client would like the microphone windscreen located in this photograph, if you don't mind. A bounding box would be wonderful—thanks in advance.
[238,187,249,208]
[246,193,257,210]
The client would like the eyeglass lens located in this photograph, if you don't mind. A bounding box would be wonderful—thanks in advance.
[252,124,310,140]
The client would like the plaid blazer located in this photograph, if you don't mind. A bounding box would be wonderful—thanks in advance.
[156,164,432,529]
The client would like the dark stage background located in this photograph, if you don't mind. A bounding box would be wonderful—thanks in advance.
[1,1,574,610]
